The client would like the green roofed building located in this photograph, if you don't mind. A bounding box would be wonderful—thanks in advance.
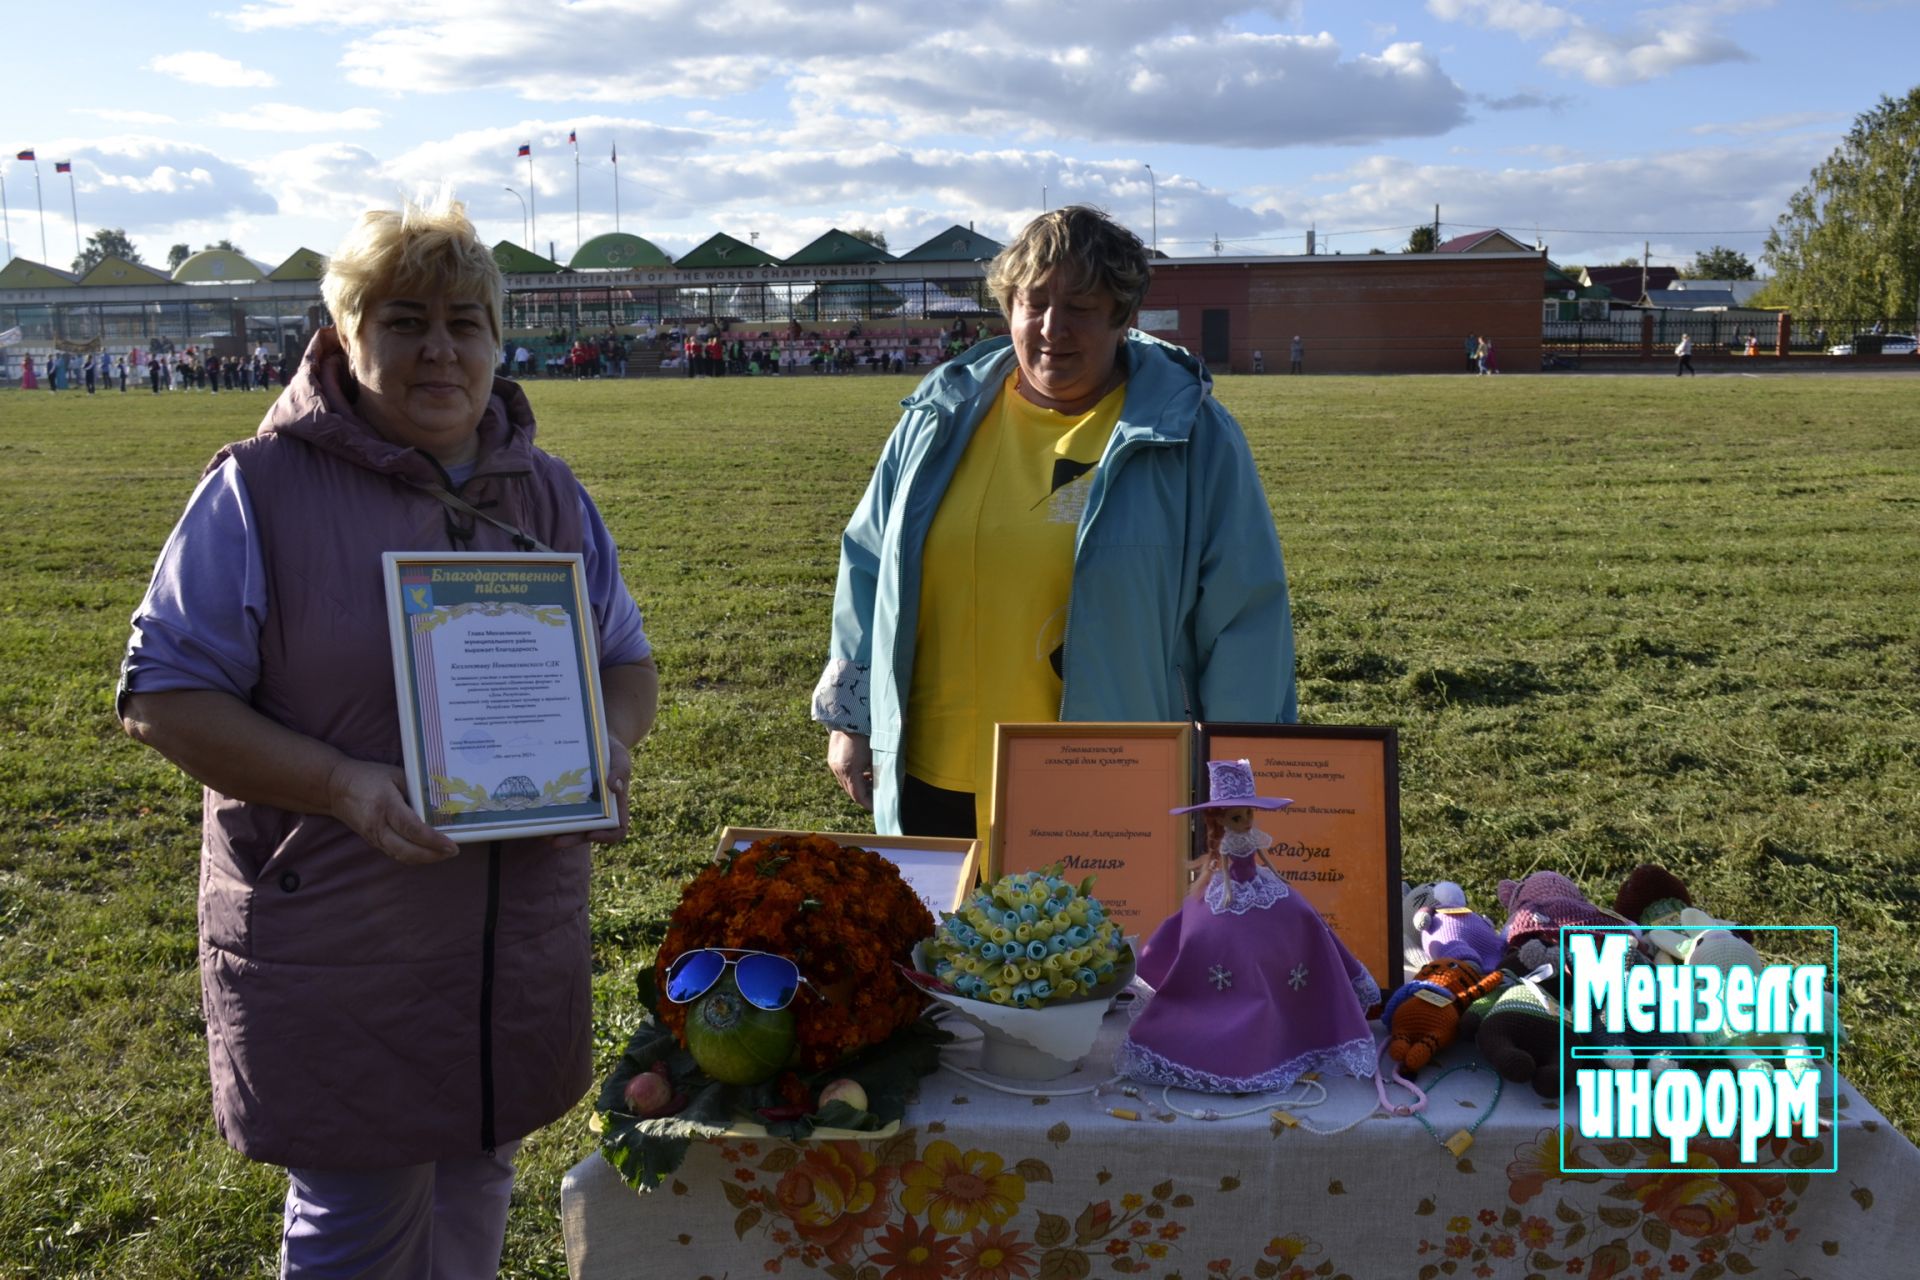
[0,259,78,289]
[569,233,672,270]
[492,242,566,275]
[268,249,329,281]
[172,249,267,284]
[897,225,1005,263]
[79,256,173,287]
[673,233,779,270]
[785,229,894,266]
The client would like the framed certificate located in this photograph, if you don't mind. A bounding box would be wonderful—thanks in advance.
[382,551,616,843]
[1197,724,1403,992]
[715,827,980,918]
[989,722,1192,936]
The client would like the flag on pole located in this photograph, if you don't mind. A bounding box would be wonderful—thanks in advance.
[517,143,531,157]
[15,149,34,161]
[610,141,618,164]
[55,161,71,174]
[568,130,577,146]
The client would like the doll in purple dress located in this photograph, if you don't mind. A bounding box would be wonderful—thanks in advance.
[1117,759,1380,1093]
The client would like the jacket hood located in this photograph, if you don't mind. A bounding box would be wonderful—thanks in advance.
[257,327,539,483]
[902,331,1215,446]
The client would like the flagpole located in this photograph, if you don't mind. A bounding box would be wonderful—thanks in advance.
[572,131,580,260]
[1,171,12,265]
[34,159,47,263]
[611,141,620,234]
[65,166,80,263]
[526,151,536,259]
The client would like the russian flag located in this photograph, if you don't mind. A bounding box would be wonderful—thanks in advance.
[55,161,71,174]
[15,149,33,161]
[517,143,530,157]
[568,129,576,146]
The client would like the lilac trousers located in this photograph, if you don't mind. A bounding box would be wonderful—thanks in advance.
[281,1142,519,1279]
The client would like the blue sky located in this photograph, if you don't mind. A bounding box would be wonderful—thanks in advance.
[4,0,1915,274]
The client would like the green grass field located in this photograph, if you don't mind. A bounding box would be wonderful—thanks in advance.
[1,370,1916,1277]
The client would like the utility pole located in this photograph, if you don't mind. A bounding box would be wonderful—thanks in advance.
[1433,204,1440,250]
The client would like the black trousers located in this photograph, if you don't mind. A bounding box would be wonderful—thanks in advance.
[900,774,976,839]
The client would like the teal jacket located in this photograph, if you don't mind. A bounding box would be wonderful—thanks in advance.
[813,332,1296,832]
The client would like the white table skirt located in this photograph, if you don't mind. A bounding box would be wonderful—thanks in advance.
[564,1012,1920,1280]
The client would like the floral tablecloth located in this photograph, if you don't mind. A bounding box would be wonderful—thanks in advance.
[562,1012,1920,1280]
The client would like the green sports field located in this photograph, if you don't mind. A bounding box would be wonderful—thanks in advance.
[1,370,1916,1276]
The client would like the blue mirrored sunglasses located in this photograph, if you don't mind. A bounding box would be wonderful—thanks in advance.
[663,948,808,1011]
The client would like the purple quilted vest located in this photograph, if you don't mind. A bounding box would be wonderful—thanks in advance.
[198,329,596,1169]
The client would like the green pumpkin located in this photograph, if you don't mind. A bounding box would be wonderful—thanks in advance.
[683,971,797,1085]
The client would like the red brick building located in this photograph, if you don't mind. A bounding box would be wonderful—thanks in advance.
[1137,251,1546,375]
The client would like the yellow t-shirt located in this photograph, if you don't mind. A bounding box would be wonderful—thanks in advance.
[904,374,1124,833]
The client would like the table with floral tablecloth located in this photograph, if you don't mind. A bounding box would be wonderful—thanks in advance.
[562,1010,1920,1280]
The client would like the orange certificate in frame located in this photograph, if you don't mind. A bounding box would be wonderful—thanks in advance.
[989,722,1192,937]
[1199,724,1403,992]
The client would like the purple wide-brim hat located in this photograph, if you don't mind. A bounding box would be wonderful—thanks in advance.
[1169,758,1293,814]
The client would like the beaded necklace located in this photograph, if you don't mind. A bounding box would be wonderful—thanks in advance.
[1406,1062,1504,1156]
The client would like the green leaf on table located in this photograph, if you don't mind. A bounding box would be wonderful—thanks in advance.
[1640,1218,1670,1250]
[733,1207,761,1239]
[1037,1246,1091,1280]
[1015,1157,1054,1183]
[1034,1211,1071,1248]
[1047,1121,1072,1145]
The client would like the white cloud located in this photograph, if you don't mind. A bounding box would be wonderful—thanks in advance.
[1427,0,1754,85]
[1688,111,1843,137]
[213,104,384,132]
[1265,135,1824,263]
[61,137,279,227]
[792,33,1468,148]
[213,2,1463,149]
[149,51,278,89]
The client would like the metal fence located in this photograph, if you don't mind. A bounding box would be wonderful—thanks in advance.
[1544,311,1919,357]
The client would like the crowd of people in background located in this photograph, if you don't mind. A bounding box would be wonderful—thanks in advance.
[509,315,994,381]
[16,341,294,394]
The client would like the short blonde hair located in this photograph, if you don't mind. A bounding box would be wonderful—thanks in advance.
[322,197,504,341]
[987,206,1151,327]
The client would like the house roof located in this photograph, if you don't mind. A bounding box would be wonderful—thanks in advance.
[1436,228,1535,254]
[173,249,268,283]
[785,229,895,265]
[0,258,77,288]
[1579,265,1679,296]
[569,232,672,269]
[1645,288,1739,309]
[267,248,329,281]
[673,233,779,269]
[897,225,1005,262]
[491,241,566,274]
[78,256,172,286]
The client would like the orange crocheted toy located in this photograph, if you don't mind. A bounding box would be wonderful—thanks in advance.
[1384,958,1509,1072]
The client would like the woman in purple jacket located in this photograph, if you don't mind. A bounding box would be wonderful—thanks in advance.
[119,198,658,1277]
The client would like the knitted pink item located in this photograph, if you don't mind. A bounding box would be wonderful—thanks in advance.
[1497,871,1619,951]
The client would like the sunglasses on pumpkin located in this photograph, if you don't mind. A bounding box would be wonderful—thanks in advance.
[663,948,811,1011]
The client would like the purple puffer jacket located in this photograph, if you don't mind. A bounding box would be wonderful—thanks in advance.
[198,329,595,1169]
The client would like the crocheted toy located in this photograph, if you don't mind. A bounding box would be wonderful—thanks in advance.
[1413,901,1504,976]
[1401,881,1467,973]
[1498,871,1623,955]
[1471,972,1567,1097]
[1613,863,1695,930]
[1383,957,1507,1072]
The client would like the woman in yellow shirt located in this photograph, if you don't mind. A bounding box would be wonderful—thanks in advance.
[814,206,1296,838]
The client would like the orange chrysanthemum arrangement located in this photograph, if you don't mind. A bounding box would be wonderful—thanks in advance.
[654,834,935,1071]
